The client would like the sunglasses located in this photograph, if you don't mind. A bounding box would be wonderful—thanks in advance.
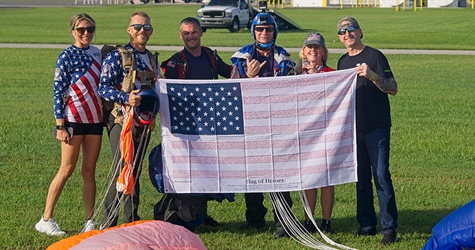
[130,24,153,31]
[255,26,274,32]
[75,26,95,34]
[337,26,357,35]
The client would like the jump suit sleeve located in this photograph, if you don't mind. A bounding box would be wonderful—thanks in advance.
[53,49,72,119]
[99,50,129,104]
[161,60,179,79]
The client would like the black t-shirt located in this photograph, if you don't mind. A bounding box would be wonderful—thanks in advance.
[161,47,232,80]
[184,49,215,79]
[337,46,394,131]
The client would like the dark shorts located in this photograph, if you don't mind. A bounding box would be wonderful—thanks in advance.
[65,122,103,136]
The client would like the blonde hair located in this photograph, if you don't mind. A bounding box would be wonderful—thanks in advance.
[69,13,95,32]
[129,11,151,24]
[295,45,329,74]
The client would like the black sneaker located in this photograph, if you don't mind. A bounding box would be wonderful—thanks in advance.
[381,231,397,245]
[303,220,317,233]
[203,216,219,227]
[274,225,289,238]
[320,219,334,234]
[356,226,377,236]
[239,218,265,229]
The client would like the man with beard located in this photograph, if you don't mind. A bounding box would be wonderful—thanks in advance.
[99,11,160,228]
[159,17,233,228]
[161,17,232,80]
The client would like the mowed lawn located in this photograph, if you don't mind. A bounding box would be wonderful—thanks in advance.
[0,4,474,250]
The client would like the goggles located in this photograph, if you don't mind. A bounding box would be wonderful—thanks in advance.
[130,24,153,31]
[75,26,95,34]
[337,26,357,35]
[255,26,274,32]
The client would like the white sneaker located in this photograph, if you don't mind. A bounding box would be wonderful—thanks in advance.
[81,219,96,233]
[35,217,66,236]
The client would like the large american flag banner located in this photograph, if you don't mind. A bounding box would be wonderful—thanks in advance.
[158,68,358,193]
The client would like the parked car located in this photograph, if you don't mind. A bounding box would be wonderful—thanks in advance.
[197,0,255,33]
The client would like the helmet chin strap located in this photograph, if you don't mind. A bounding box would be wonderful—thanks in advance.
[255,39,275,50]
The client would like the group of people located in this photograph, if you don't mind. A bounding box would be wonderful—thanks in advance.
[35,10,400,246]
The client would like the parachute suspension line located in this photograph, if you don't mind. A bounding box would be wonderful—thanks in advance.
[97,142,128,230]
[270,192,336,250]
[298,191,358,250]
[97,123,154,230]
[124,124,152,222]
[83,140,122,231]
[299,190,331,246]
[297,191,329,248]
[270,192,356,250]
[100,194,127,230]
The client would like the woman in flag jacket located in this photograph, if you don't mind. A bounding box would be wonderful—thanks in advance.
[36,13,103,236]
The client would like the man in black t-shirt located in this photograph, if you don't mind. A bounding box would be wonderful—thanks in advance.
[161,17,232,80]
[158,17,233,229]
[336,16,399,245]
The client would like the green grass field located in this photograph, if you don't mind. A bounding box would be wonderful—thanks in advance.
[0,4,474,250]
[1,5,474,50]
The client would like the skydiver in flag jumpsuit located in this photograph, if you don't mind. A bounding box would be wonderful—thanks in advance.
[230,12,296,239]
[98,11,159,228]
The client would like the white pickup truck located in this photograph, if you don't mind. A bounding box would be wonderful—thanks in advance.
[197,0,256,33]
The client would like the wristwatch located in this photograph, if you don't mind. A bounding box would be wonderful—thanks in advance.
[56,125,65,129]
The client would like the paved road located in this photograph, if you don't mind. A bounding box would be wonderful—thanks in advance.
[2,43,475,55]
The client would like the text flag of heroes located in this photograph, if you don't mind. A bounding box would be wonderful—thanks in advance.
[158,68,358,193]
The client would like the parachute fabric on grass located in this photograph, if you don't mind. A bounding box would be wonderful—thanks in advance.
[422,199,475,250]
[47,220,207,250]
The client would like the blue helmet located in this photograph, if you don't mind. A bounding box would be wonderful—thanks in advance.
[251,12,278,49]
[134,87,159,126]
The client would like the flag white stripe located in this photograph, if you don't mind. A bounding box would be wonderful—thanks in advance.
[170,129,353,150]
[158,69,358,193]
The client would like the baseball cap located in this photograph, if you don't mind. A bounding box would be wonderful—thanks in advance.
[303,32,326,47]
[337,16,360,32]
